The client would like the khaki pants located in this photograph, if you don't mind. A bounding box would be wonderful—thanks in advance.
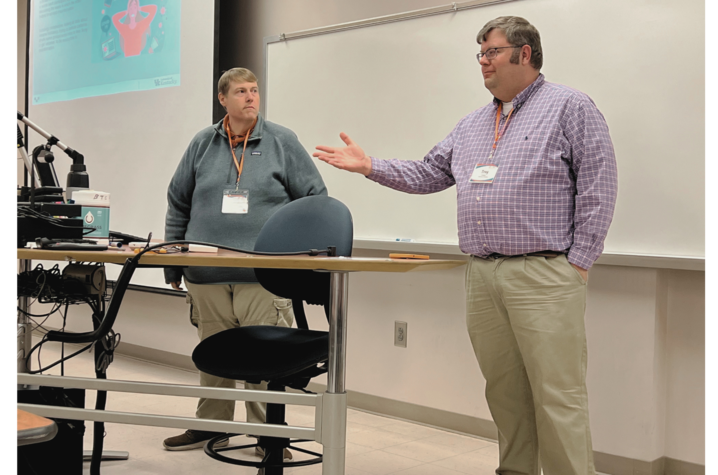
[465,255,595,475]
[185,281,294,424]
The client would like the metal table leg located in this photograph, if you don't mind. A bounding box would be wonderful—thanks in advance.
[323,271,349,475]
[18,259,33,380]
[83,450,129,461]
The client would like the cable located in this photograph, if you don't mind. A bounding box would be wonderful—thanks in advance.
[134,239,333,261]
[17,205,95,234]
[25,337,93,375]
[28,313,56,333]
[95,331,120,373]
[17,303,62,319]
[61,302,69,376]
[19,263,114,373]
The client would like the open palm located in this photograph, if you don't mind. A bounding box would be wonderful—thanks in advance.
[313,133,372,176]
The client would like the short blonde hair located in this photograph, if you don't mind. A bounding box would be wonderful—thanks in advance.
[218,68,258,96]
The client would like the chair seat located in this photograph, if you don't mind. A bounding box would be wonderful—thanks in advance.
[192,326,328,381]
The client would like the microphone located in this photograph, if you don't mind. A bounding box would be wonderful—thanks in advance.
[66,157,89,200]
[17,110,90,199]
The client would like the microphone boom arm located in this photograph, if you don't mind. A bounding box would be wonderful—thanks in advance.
[17,111,84,165]
[17,111,89,195]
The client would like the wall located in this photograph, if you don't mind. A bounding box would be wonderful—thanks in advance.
[17,0,27,185]
[17,0,705,471]
[665,271,705,463]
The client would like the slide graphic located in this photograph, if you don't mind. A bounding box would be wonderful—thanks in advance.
[111,1,157,57]
[32,0,181,105]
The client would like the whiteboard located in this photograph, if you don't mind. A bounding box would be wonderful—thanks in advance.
[265,0,704,258]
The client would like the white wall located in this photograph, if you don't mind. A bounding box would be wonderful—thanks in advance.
[17,0,27,185]
[17,0,705,469]
[17,0,25,114]
[665,271,705,463]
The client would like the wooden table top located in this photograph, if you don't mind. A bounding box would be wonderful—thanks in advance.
[17,408,58,446]
[18,247,465,273]
[17,408,54,432]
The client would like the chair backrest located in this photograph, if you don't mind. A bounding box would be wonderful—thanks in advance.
[253,195,353,321]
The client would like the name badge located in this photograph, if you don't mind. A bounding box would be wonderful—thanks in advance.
[469,164,498,184]
[222,189,249,214]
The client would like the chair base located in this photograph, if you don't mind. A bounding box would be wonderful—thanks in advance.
[205,434,322,474]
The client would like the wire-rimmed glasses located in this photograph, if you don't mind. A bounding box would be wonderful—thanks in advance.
[476,46,523,62]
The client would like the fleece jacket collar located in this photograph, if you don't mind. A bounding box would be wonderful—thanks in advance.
[213,113,265,142]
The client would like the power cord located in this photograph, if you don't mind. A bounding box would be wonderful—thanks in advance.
[134,239,333,261]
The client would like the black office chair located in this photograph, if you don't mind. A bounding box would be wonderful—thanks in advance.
[191,195,353,475]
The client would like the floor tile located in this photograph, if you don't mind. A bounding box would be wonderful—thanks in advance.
[345,449,424,474]
[392,463,468,475]
[379,420,443,439]
[347,426,420,450]
[421,431,494,452]
[346,409,397,428]
[380,437,477,463]
[431,446,500,475]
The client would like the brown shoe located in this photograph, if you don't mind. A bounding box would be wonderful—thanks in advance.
[163,430,229,451]
[255,445,292,461]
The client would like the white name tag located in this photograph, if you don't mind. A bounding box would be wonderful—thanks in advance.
[222,189,249,214]
[469,164,499,183]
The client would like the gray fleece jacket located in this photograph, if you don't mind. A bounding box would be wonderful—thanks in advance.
[164,114,327,284]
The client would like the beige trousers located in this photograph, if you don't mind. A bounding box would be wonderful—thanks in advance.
[465,254,595,475]
[185,281,294,424]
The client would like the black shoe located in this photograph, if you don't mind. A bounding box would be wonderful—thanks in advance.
[163,430,229,451]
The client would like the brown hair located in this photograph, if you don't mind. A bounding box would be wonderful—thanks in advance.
[476,16,543,70]
[218,68,258,96]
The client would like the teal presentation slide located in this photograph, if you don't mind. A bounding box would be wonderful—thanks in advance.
[32,0,181,105]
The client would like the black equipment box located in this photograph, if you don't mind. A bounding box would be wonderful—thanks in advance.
[15,214,84,248]
[17,202,82,217]
[18,387,86,475]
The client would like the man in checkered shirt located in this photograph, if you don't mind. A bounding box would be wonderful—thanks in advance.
[315,15,617,475]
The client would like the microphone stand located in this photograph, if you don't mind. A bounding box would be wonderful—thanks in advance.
[16,113,128,470]
[17,111,89,199]
[17,125,40,186]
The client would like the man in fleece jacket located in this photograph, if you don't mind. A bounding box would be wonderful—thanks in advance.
[162,67,327,454]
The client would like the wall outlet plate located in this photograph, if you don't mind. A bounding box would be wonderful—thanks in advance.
[394,321,407,348]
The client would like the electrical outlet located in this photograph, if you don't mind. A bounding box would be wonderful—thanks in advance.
[394,321,407,348]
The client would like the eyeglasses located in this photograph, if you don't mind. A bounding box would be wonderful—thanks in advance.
[476,46,523,61]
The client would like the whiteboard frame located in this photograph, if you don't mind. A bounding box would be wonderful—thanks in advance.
[262,0,705,270]
[353,240,705,271]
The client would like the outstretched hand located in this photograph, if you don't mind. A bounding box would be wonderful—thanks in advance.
[313,133,372,176]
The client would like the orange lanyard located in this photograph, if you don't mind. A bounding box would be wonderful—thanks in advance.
[225,118,256,188]
[489,103,515,160]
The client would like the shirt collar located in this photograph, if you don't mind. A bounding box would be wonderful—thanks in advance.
[215,113,264,141]
[492,73,545,110]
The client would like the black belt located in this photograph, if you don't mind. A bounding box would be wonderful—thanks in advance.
[478,250,565,260]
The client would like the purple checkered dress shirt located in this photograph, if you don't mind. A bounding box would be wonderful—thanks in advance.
[368,74,618,269]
